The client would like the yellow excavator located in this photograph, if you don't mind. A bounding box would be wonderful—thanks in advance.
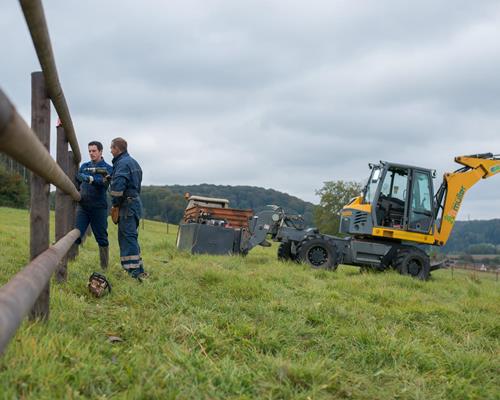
[176,153,499,280]
[335,153,500,279]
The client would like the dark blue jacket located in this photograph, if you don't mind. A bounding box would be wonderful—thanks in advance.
[77,159,113,209]
[110,152,143,210]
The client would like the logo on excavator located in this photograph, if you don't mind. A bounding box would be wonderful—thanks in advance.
[491,165,500,174]
[444,185,466,224]
[452,186,466,212]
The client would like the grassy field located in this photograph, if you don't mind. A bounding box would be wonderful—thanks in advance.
[0,206,499,399]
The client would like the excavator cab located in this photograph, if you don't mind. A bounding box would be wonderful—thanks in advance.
[367,163,435,233]
[340,162,437,242]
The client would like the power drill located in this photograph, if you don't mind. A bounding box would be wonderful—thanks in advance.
[83,167,109,176]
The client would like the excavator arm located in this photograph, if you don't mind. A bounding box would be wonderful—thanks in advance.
[434,153,500,245]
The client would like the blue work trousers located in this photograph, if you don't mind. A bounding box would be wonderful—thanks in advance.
[75,206,109,247]
[118,198,144,275]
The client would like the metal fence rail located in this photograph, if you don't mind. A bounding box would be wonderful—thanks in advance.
[19,0,81,164]
[0,89,80,201]
[0,229,80,354]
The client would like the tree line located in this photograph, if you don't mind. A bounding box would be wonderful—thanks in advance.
[442,219,500,254]
[141,184,316,225]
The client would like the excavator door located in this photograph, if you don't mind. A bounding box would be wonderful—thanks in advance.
[408,170,434,233]
[373,163,434,234]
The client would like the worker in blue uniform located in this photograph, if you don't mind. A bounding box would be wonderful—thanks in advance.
[109,137,148,280]
[75,141,113,268]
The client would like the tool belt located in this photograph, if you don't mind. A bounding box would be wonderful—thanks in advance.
[111,205,120,224]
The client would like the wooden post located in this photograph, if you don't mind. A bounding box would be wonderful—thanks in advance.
[55,124,70,282]
[29,71,51,321]
[67,150,79,260]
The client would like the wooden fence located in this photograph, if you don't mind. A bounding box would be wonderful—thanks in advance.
[0,0,82,354]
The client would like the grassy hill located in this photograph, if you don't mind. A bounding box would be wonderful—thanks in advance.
[0,207,499,399]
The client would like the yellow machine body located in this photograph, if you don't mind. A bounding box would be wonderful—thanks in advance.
[340,153,500,247]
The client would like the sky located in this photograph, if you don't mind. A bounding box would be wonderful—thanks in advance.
[1,0,500,219]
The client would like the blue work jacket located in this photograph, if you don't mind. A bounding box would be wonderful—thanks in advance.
[77,159,113,209]
[110,151,143,211]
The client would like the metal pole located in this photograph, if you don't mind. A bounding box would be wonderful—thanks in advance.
[29,71,51,321]
[0,229,80,355]
[55,124,70,282]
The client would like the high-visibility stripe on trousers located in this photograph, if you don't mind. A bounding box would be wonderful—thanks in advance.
[118,208,142,271]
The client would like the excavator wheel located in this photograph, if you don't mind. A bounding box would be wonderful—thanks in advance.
[393,247,430,280]
[277,242,293,261]
[297,235,338,270]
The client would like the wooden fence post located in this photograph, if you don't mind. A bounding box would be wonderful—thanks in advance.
[55,124,70,282]
[65,150,78,260]
[29,71,51,321]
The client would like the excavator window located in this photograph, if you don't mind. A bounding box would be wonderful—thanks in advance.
[376,167,408,228]
[363,166,381,204]
[408,171,433,233]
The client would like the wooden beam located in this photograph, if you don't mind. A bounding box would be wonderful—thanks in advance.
[55,125,70,282]
[29,71,51,321]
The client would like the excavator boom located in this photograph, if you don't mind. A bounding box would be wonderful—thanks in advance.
[434,153,500,245]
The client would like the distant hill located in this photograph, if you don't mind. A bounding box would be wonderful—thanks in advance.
[442,219,500,254]
[141,184,315,225]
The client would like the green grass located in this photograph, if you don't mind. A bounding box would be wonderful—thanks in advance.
[0,206,499,399]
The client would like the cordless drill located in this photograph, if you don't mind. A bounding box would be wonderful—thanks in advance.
[83,167,109,176]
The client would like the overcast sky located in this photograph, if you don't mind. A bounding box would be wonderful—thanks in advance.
[1,0,500,219]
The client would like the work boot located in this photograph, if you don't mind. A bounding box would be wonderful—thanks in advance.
[129,266,148,282]
[99,246,109,270]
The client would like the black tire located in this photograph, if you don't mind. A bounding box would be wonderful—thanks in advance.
[297,236,338,270]
[277,242,292,261]
[393,247,430,280]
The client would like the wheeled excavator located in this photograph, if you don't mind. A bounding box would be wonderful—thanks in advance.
[245,153,500,279]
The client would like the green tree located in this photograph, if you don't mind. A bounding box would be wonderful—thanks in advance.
[0,165,29,208]
[313,180,362,235]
